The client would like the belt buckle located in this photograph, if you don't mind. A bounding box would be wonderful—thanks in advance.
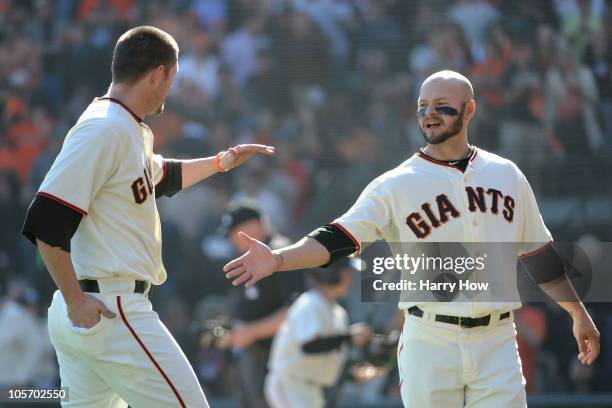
[459,317,471,328]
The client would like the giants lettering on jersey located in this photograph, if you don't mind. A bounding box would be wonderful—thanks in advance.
[131,164,154,204]
[406,187,515,238]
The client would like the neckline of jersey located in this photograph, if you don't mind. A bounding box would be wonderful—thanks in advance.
[96,97,144,124]
[417,146,478,171]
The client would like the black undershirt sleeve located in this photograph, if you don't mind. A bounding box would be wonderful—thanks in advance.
[520,244,565,284]
[308,224,358,267]
[301,334,351,354]
[21,195,83,252]
[155,160,182,198]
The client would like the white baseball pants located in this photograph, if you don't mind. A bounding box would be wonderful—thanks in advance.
[264,371,325,408]
[47,282,209,408]
[397,311,526,408]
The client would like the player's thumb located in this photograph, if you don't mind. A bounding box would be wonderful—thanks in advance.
[98,301,116,319]
[238,231,255,244]
[576,334,587,356]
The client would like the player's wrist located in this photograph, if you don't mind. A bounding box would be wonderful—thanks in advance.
[563,302,587,320]
[64,289,86,307]
[214,152,229,173]
[272,250,284,272]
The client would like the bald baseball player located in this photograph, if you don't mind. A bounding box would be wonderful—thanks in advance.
[21,26,274,408]
[224,71,600,407]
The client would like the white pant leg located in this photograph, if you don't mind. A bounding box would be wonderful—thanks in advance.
[48,292,127,408]
[48,290,209,408]
[464,321,527,408]
[398,315,465,408]
[264,372,324,408]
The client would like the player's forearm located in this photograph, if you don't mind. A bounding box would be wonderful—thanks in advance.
[241,307,288,341]
[36,239,84,304]
[538,274,588,318]
[273,237,331,272]
[180,157,218,189]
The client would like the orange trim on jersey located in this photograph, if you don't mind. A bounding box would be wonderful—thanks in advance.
[332,222,361,254]
[37,192,88,216]
[155,160,167,186]
[96,97,143,123]
[518,241,553,260]
[117,296,187,408]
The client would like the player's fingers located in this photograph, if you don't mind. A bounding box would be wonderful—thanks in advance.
[223,254,246,272]
[232,271,253,287]
[225,266,245,279]
[98,301,116,319]
[237,144,275,156]
[586,336,600,364]
[245,275,260,288]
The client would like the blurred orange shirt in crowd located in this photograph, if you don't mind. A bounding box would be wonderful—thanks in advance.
[516,306,547,394]
[77,0,134,20]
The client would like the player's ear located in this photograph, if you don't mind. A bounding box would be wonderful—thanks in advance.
[149,65,165,86]
[465,99,476,121]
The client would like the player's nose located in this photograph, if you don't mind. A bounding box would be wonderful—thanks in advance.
[424,104,438,116]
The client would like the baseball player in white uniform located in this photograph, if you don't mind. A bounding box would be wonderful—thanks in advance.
[264,261,370,408]
[223,71,600,407]
[21,26,274,408]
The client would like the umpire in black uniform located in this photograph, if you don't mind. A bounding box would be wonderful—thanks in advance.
[221,202,303,408]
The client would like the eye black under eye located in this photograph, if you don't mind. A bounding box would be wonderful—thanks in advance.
[417,108,427,117]
[435,106,459,116]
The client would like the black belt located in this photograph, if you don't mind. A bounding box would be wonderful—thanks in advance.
[79,279,151,296]
[408,306,510,328]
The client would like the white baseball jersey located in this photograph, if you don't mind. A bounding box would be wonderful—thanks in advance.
[37,98,168,284]
[268,289,349,386]
[334,147,552,317]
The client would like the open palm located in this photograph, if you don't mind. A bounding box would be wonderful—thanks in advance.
[219,144,275,171]
[223,232,280,287]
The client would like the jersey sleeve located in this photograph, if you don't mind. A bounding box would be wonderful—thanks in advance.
[293,301,325,344]
[38,121,123,214]
[152,154,166,185]
[518,172,553,258]
[333,179,392,255]
[152,153,182,198]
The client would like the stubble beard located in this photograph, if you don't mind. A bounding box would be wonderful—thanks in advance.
[419,108,465,145]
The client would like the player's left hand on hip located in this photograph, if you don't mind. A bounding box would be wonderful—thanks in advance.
[219,144,275,171]
[223,232,279,287]
[572,311,600,365]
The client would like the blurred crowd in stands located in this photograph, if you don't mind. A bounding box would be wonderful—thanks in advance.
[1,0,611,403]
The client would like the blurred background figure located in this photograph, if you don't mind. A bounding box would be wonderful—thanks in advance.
[265,259,371,408]
[0,278,50,390]
[222,202,304,408]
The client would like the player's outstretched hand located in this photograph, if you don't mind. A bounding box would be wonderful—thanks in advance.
[67,293,116,329]
[219,144,275,171]
[572,311,600,365]
[223,232,280,287]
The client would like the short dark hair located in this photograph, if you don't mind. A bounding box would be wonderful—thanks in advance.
[111,26,179,84]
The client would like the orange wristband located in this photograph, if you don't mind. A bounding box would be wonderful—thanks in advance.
[215,152,228,172]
